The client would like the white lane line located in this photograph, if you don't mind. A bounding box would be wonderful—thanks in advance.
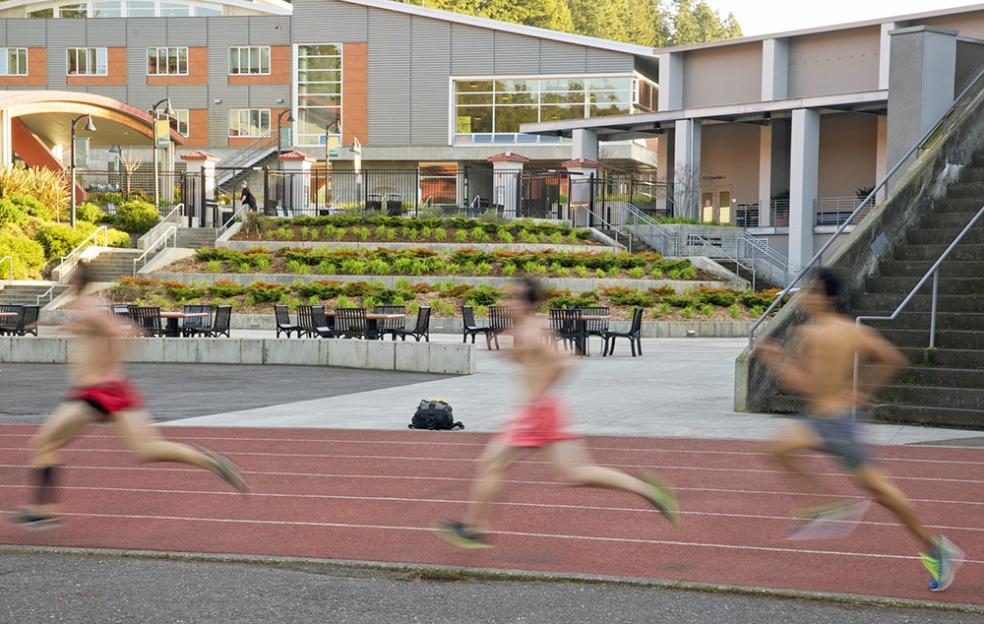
[1,464,983,507]
[4,484,984,534]
[0,432,980,465]
[45,511,984,565]
[0,448,978,484]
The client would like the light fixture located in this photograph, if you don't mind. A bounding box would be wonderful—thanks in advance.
[214,98,222,105]
[275,98,285,104]
[84,116,96,132]
[163,98,174,117]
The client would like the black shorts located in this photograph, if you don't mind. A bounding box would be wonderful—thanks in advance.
[801,411,872,471]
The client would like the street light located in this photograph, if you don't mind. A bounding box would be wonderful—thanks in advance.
[69,114,96,228]
[276,109,294,154]
[150,97,173,207]
[323,119,340,165]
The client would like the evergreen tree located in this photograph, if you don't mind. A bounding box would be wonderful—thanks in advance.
[724,12,743,39]
[621,0,657,47]
[669,0,700,46]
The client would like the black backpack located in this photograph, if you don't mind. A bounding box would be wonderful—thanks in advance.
[409,400,464,431]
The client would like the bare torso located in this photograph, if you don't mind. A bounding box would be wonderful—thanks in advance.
[66,295,128,388]
[509,315,568,402]
[795,316,874,417]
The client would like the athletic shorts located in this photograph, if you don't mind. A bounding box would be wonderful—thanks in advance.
[497,395,580,448]
[68,379,145,421]
[801,411,872,471]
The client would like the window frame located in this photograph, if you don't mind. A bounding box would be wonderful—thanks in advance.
[146,46,189,76]
[228,46,271,76]
[27,0,224,18]
[171,108,190,137]
[0,48,29,76]
[66,47,109,76]
[228,108,272,138]
[293,43,343,147]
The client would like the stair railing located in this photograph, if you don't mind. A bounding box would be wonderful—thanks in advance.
[583,206,632,252]
[36,285,58,307]
[132,225,177,276]
[0,256,11,282]
[748,64,984,348]
[138,203,184,250]
[622,203,679,256]
[688,232,757,290]
[56,226,108,283]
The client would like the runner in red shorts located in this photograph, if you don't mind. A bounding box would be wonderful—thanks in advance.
[437,277,679,548]
[8,264,248,530]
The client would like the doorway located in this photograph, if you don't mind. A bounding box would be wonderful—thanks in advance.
[700,186,734,225]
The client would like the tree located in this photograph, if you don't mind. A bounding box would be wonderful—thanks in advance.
[118,149,143,199]
[621,0,657,47]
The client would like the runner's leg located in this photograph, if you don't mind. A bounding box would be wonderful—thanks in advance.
[854,465,933,550]
[768,421,833,496]
[28,401,95,515]
[113,410,217,470]
[462,438,530,533]
[546,439,652,496]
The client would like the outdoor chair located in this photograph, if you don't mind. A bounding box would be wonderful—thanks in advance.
[13,305,40,336]
[603,308,644,357]
[296,305,317,338]
[187,305,232,338]
[133,306,165,337]
[112,304,133,318]
[461,305,492,344]
[374,305,406,341]
[310,306,336,338]
[392,306,430,342]
[579,306,610,354]
[334,308,369,339]
[548,308,585,355]
[0,304,23,335]
[274,304,301,338]
[180,304,214,337]
[487,305,513,350]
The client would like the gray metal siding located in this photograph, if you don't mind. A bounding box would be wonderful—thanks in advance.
[586,48,634,73]
[367,8,410,146]
[125,18,165,45]
[86,86,126,101]
[248,84,289,107]
[249,16,290,45]
[86,18,125,46]
[166,85,209,109]
[6,20,44,47]
[409,16,450,145]
[168,17,207,46]
[450,24,492,75]
[210,85,249,107]
[208,108,228,146]
[126,47,147,97]
[126,85,166,109]
[0,23,6,46]
[493,31,540,75]
[206,19,246,83]
[539,40,588,74]
[292,0,367,43]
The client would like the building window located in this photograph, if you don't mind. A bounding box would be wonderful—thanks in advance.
[27,0,222,18]
[0,48,29,76]
[126,0,155,16]
[295,44,341,146]
[229,108,270,138]
[67,47,108,76]
[58,3,87,17]
[452,74,654,144]
[92,0,121,17]
[171,109,189,137]
[147,47,188,76]
[229,46,270,76]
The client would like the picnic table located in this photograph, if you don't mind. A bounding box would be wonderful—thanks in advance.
[159,311,210,338]
[574,314,611,357]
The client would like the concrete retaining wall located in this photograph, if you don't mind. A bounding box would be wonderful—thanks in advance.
[218,239,610,254]
[0,336,475,375]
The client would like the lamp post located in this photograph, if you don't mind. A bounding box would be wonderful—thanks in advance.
[276,109,294,156]
[323,119,339,165]
[150,97,173,207]
[69,114,96,229]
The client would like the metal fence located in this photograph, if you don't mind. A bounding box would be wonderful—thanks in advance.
[75,168,185,212]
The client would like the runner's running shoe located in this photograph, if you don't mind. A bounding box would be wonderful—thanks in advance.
[436,520,492,549]
[7,508,61,531]
[641,471,680,526]
[786,499,870,540]
[921,535,964,592]
[200,448,250,493]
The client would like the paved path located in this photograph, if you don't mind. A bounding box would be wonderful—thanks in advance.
[3,552,980,624]
[1,426,982,607]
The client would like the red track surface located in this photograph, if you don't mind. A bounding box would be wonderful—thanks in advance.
[1,424,982,605]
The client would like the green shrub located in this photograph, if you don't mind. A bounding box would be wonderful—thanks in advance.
[550,290,599,309]
[316,260,337,275]
[497,229,514,243]
[454,229,469,243]
[728,304,742,319]
[206,260,222,273]
[114,200,159,234]
[35,223,86,259]
[696,287,737,307]
[628,266,645,278]
[463,284,501,306]
[358,226,371,241]
[605,287,657,307]
[475,262,492,276]
[0,197,28,226]
[367,258,390,275]
[251,254,273,272]
[740,289,782,309]
[698,303,714,317]
[0,229,45,278]
[681,306,696,319]
[433,228,447,241]
[286,259,309,274]
[502,263,517,276]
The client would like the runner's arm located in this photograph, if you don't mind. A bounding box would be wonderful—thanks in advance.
[855,325,907,393]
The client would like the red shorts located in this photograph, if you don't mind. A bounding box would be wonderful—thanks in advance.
[497,395,580,448]
[68,379,145,421]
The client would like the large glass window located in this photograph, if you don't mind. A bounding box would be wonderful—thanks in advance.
[0,48,29,76]
[91,0,121,16]
[296,44,342,146]
[147,47,188,75]
[67,47,108,76]
[229,46,270,75]
[171,108,189,137]
[27,0,221,18]
[58,3,87,17]
[229,109,271,138]
[452,74,650,144]
[126,0,155,15]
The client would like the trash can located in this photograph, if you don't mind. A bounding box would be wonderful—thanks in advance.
[385,193,403,216]
[367,193,382,212]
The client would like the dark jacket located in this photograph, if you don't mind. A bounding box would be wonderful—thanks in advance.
[241,186,257,209]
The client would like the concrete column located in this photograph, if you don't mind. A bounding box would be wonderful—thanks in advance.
[878,22,901,91]
[180,151,219,227]
[488,152,528,219]
[0,110,12,167]
[673,119,701,220]
[875,115,888,200]
[655,131,674,215]
[789,109,820,273]
[761,38,789,101]
[757,125,773,227]
[886,26,957,177]
[278,150,316,216]
[658,52,684,111]
[571,128,599,162]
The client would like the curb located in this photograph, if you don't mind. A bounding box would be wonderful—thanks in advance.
[1,544,980,615]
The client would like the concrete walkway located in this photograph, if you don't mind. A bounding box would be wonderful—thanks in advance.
[165,334,981,446]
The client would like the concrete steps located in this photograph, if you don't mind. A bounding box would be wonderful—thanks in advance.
[175,228,218,249]
[86,249,144,282]
[0,282,66,305]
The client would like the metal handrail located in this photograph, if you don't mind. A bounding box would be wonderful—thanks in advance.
[0,256,11,281]
[57,225,108,282]
[622,204,678,255]
[748,64,984,347]
[132,225,177,276]
[36,285,57,306]
[689,232,757,290]
[220,203,247,234]
[582,206,632,252]
[139,203,184,249]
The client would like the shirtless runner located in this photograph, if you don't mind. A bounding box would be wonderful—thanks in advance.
[755,267,963,591]
[437,277,679,548]
[8,263,248,530]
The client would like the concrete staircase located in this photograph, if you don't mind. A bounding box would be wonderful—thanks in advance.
[86,249,145,282]
[0,282,66,305]
[849,163,984,427]
[175,227,218,249]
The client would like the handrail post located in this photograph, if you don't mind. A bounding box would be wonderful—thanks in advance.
[929,269,939,349]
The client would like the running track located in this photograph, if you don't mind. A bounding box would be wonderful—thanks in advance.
[0,424,982,606]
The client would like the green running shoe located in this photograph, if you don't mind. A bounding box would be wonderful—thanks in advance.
[641,471,680,526]
[921,536,964,592]
[436,520,493,549]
